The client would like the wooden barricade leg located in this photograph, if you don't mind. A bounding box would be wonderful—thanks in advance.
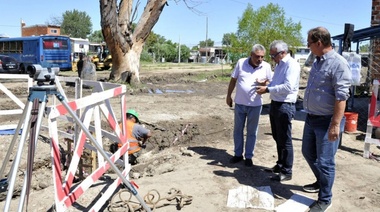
[64,138,98,180]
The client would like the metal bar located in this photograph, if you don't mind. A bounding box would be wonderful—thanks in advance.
[3,101,33,212]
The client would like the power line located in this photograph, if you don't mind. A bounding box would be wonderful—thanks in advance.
[0,24,19,28]
[286,14,342,27]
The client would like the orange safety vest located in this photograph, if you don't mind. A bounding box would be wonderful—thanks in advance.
[118,120,141,155]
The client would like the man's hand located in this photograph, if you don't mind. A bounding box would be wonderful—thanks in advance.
[328,123,340,142]
[256,86,267,95]
[226,96,233,107]
[138,141,147,148]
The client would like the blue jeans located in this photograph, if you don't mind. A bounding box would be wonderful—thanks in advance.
[233,104,262,159]
[269,101,295,175]
[302,114,345,203]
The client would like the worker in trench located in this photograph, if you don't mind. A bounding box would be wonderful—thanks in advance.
[110,109,152,165]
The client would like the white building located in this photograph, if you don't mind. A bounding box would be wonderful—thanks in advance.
[70,37,90,61]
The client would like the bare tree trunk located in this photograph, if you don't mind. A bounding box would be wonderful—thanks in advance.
[100,0,168,84]
[111,41,144,83]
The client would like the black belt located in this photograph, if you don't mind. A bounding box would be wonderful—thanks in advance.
[271,100,294,105]
[307,113,331,118]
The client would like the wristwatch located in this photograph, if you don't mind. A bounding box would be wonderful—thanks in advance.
[265,87,269,93]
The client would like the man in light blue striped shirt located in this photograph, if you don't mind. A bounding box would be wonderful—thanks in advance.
[302,27,351,212]
[257,40,300,182]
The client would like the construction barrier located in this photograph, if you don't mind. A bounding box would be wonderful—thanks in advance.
[0,76,151,211]
[364,79,380,158]
[0,74,33,130]
[48,77,129,211]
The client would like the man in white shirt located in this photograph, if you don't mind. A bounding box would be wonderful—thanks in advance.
[226,44,273,167]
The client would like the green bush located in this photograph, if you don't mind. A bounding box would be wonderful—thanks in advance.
[140,50,153,62]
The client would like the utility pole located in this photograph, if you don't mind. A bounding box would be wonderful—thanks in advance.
[205,16,208,62]
[178,35,181,63]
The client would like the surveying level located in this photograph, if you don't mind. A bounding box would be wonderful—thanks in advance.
[27,64,59,86]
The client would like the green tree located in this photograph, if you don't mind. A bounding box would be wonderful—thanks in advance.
[222,33,236,46]
[198,39,214,47]
[160,42,177,62]
[88,30,104,43]
[61,9,92,38]
[229,3,302,65]
[191,45,199,50]
[145,35,193,62]
[179,44,190,62]
[360,43,369,52]
[151,42,164,62]
[145,31,167,54]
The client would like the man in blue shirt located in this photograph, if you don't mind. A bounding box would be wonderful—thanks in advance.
[256,40,300,182]
[302,27,351,212]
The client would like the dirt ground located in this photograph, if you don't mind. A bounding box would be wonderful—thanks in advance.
[0,64,380,212]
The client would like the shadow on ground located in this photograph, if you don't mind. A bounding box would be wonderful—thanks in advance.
[188,146,304,203]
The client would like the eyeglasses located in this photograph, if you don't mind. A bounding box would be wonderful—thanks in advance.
[307,41,318,47]
[270,51,282,58]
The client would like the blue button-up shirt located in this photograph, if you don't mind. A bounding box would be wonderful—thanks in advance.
[303,50,352,115]
[268,54,300,103]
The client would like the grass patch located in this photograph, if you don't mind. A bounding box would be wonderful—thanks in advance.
[140,62,225,72]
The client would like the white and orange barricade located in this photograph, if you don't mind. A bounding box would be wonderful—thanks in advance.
[48,77,132,211]
[0,74,33,129]
[364,79,380,158]
[1,76,151,211]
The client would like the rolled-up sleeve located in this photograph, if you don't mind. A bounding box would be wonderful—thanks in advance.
[334,59,352,101]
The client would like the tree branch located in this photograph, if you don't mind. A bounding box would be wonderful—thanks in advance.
[132,0,168,44]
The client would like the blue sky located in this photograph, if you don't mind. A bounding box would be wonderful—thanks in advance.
[0,0,372,48]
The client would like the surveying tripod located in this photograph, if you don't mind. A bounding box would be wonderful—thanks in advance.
[0,83,151,212]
